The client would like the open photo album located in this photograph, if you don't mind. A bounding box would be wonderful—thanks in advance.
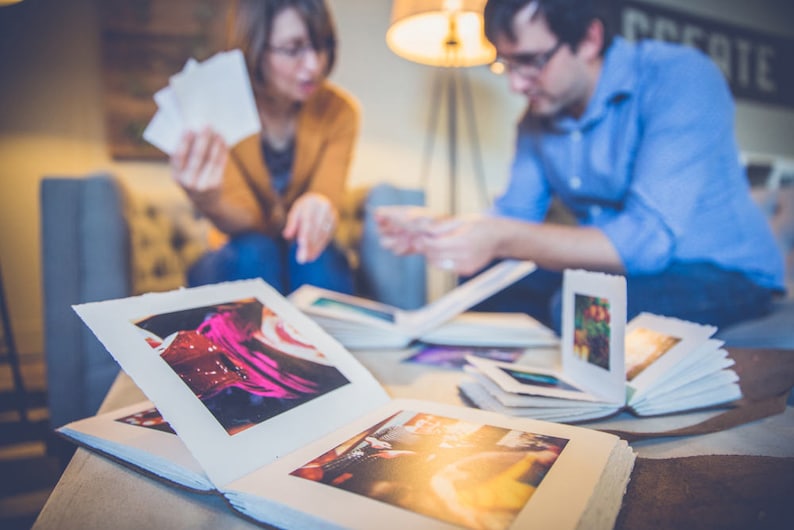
[60,279,635,530]
[460,270,742,423]
[289,259,558,349]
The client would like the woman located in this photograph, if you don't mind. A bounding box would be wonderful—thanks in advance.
[171,0,358,295]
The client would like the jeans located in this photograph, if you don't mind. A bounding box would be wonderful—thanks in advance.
[473,262,775,335]
[187,232,354,295]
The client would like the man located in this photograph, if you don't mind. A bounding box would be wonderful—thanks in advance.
[376,0,784,333]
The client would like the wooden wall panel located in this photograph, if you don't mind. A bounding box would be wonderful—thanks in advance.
[100,0,231,160]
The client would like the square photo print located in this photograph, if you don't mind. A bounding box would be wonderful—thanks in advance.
[290,410,569,530]
[560,270,627,405]
[134,297,351,435]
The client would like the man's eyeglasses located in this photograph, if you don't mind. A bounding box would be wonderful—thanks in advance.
[267,39,334,61]
[492,41,564,77]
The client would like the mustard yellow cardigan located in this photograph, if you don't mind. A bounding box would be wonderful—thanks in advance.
[214,82,360,240]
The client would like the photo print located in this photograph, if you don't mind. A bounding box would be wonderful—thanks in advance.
[573,294,612,370]
[291,410,569,530]
[498,366,583,392]
[133,297,350,435]
[116,406,174,434]
[625,327,682,381]
[560,270,627,404]
[404,343,524,369]
[311,296,397,323]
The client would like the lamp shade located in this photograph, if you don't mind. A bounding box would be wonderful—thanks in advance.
[386,0,495,67]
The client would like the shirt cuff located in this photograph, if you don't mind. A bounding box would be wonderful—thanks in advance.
[599,209,676,274]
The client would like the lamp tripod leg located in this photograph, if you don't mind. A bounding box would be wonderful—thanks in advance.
[447,67,458,215]
[420,67,489,215]
[420,68,445,192]
[459,67,489,210]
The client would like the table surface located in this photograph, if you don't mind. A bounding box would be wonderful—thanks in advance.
[33,347,794,529]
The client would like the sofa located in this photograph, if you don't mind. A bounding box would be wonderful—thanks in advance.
[40,174,426,430]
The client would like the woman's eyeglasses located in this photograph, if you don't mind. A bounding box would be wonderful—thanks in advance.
[267,39,334,61]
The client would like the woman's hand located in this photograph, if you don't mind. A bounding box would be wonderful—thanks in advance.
[170,127,229,206]
[283,192,338,264]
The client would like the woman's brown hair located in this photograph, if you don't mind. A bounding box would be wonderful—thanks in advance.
[226,0,338,87]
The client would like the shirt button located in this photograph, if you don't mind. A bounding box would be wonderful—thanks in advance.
[590,205,602,217]
[571,130,582,142]
[570,176,582,189]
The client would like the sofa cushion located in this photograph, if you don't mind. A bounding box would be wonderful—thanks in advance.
[715,298,794,349]
[356,183,427,310]
[41,174,129,427]
[116,174,211,295]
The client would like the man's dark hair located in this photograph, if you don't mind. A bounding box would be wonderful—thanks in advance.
[483,0,614,55]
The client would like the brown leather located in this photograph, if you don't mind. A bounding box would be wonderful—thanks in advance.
[616,455,794,530]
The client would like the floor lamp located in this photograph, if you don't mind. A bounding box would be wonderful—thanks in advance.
[386,0,495,215]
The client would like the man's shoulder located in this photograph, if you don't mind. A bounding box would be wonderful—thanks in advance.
[630,38,718,79]
[617,38,727,107]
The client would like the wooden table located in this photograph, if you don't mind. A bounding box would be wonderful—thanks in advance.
[33,348,794,529]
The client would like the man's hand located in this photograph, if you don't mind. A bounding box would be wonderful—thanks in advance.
[380,203,625,276]
[283,192,338,264]
[375,207,500,275]
[421,215,500,276]
[374,205,446,255]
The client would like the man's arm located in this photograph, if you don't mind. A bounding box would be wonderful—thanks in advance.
[597,46,741,275]
[418,215,624,276]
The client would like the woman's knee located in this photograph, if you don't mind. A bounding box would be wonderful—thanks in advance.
[228,233,281,260]
[189,233,286,287]
[290,243,353,293]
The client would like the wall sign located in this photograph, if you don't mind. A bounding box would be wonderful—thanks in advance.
[614,0,794,109]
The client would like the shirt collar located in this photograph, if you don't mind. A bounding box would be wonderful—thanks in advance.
[554,36,637,131]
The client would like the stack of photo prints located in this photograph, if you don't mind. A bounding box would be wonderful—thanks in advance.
[59,278,635,530]
[459,269,743,423]
[143,49,261,156]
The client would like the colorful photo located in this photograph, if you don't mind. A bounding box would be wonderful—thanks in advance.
[311,297,396,323]
[134,298,350,435]
[116,407,174,434]
[573,294,611,370]
[291,410,568,530]
[625,327,681,381]
[403,344,524,370]
[499,367,582,392]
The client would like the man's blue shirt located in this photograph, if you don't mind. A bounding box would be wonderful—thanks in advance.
[493,37,784,291]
